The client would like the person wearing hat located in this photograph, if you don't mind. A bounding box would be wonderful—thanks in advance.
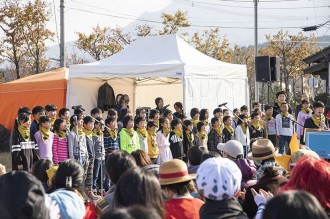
[262,105,277,147]
[159,159,204,219]
[243,138,287,219]
[219,140,256,189]
[196,157,248,219]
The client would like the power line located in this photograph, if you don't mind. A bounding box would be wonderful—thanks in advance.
[52,0,60,45]
[176,0,330,9]
[66,6,305,30]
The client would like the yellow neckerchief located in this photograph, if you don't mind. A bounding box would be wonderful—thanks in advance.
[92,129,102,137]
[251,122,261,131]
[40,127,51,141]
[203,120,209,126]
[106,127,118,140]
[83,128,93,140]
[185,130,194,142]
[198,131,207,140]
[302,108,311,114]
[173,129,183,139]
[265,115,273,121]
[163,127,170,137]
[311,115,325,128]
[18,125,30,141]
[224,125,234,135]
[50,117,56,126]
[192,119,199,128]
[124,128,135,138]
[73,127,84,136]
[147,130,158,147]
[281,112,289,118]
[213,126,222,136]
[276,100,284,106]
[66,119,71,127]
[136,128,147,138]
[240,124,247,134]
[56,130,67,139]
[150,119,159,128]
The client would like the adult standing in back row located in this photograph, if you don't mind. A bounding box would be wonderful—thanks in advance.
[272,91,292,118]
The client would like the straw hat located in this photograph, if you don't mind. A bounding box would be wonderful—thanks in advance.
[248,138,278,161]
[159,159,195,185]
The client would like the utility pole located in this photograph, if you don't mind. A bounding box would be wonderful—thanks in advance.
[254,0,259,102]
[60,0,65,67]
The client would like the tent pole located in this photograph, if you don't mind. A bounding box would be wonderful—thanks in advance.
[133,79,137,116]
[183,78,186,115]
[66,78,71,108]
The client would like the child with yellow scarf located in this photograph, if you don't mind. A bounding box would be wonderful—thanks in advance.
[135,116,148,153]
[222,116,234,143]
[303,101,328,143]
[190,108,200,134]
[147,121,159,164]
[296,99,313,143]
[30,106,45,140]
[207,117,222,152]
[194,121,208,148]
[272,91,293,118]
[11,113,40,171]
[262,105,277,147]
[45,104,57,131]
[34,116,54,161]
[249,112,265,140]
[275,102,294,154]
[169,118,184,160]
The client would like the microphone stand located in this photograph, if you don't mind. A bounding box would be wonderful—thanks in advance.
[221,104,253,129]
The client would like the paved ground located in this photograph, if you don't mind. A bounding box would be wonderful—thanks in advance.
[0,152,12,172]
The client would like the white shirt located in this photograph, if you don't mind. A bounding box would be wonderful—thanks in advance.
[235,125,250,146]
[275,114,294,136]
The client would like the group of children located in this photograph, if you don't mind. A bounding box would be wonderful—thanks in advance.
[10,91,329,200]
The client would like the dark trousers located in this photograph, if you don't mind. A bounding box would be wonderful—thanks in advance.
[93,158,105,190]
[268,135,277,147]
[278,135,291,154]
[150,158,158,165]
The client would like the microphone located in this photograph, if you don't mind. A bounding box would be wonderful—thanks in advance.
[218,102,227,107]
[163,104,170,109]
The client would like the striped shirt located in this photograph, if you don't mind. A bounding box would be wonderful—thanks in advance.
[103,129,120,154]
[52,134,69,164]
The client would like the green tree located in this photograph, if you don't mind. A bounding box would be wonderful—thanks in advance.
[159,10,190,35]
[19,0,54,74]
[0,0,25,79]
[264,30,318,106]
[76,25,131,60]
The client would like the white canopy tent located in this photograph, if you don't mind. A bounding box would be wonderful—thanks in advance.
[68,34,249,116]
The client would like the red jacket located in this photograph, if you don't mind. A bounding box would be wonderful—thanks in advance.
[164,198,204,219]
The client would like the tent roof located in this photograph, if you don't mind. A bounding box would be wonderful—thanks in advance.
[0,68,68,92]
[69,34,246,79]
[6,68,68,84]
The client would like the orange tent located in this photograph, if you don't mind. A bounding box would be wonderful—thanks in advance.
[0,68,68,130]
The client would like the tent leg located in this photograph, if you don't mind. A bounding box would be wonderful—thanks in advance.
[66,78,72,108]
[183,78,186,115]
[133,79,137,115]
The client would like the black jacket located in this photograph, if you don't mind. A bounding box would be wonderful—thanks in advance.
[169,131,184,159]
[97,82,115,112]
[200,198,248,219]
[222,128,233,143]
[273,102,293,118]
